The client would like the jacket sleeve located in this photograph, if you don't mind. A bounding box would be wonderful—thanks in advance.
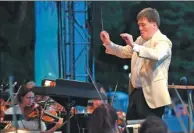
[138,40,172,61]
[103,42,133,59]
[103,36,142,59]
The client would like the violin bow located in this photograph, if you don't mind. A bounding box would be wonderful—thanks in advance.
[111,82,118,106]
[5,84,22,105]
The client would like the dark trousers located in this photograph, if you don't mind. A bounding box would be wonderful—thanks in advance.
[126,89,165,120]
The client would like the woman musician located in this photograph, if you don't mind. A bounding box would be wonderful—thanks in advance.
[3,87,63,133]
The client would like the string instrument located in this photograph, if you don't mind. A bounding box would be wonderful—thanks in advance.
[49,102,65,113]
[23,104,62,123]
[116,111,126,126]
[0,100,14,130]
[0,99,11,120]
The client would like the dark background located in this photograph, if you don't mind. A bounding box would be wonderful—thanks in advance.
[0,2,35,83]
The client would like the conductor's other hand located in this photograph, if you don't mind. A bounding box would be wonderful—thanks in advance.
[120,33,134,47]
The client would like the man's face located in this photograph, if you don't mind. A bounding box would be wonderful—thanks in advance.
[138,17,157,40]
[21,91,35,106]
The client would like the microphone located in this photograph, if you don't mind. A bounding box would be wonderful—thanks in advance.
[180,77,187,85]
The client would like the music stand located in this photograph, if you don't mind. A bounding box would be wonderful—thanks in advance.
[56,79,106,133]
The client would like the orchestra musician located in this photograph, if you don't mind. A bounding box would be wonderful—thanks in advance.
[25,80,50,102]
[4,87,63,133]
[88,104,121,133]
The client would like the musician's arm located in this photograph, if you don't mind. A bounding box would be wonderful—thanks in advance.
[41,118,63,133]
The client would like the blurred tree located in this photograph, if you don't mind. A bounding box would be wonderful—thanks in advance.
[0,2,34,82]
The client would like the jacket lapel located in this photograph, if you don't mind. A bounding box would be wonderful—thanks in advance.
[139,30,161,77]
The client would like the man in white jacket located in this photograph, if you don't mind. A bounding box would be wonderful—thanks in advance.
[100,7,172,120]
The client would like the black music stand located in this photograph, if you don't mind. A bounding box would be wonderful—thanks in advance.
[56,79,107,133]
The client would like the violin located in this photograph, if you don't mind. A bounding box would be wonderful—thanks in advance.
[116,111,126,126]
[0,99,11,120]
[49,102,65,113]
[24,103,62,123]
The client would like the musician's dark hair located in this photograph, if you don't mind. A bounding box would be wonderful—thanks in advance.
[88,104,118,133]
[139,116,168,133]
[17,87,34,103]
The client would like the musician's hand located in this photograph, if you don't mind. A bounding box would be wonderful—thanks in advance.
[100,31,111,45]
[54,118,63,129]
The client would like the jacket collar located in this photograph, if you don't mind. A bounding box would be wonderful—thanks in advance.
[151,29,161,40]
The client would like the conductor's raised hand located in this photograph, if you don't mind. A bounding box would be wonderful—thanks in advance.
[100,31,111,45]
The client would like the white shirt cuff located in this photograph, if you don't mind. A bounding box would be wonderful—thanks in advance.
[103,41,114,48]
